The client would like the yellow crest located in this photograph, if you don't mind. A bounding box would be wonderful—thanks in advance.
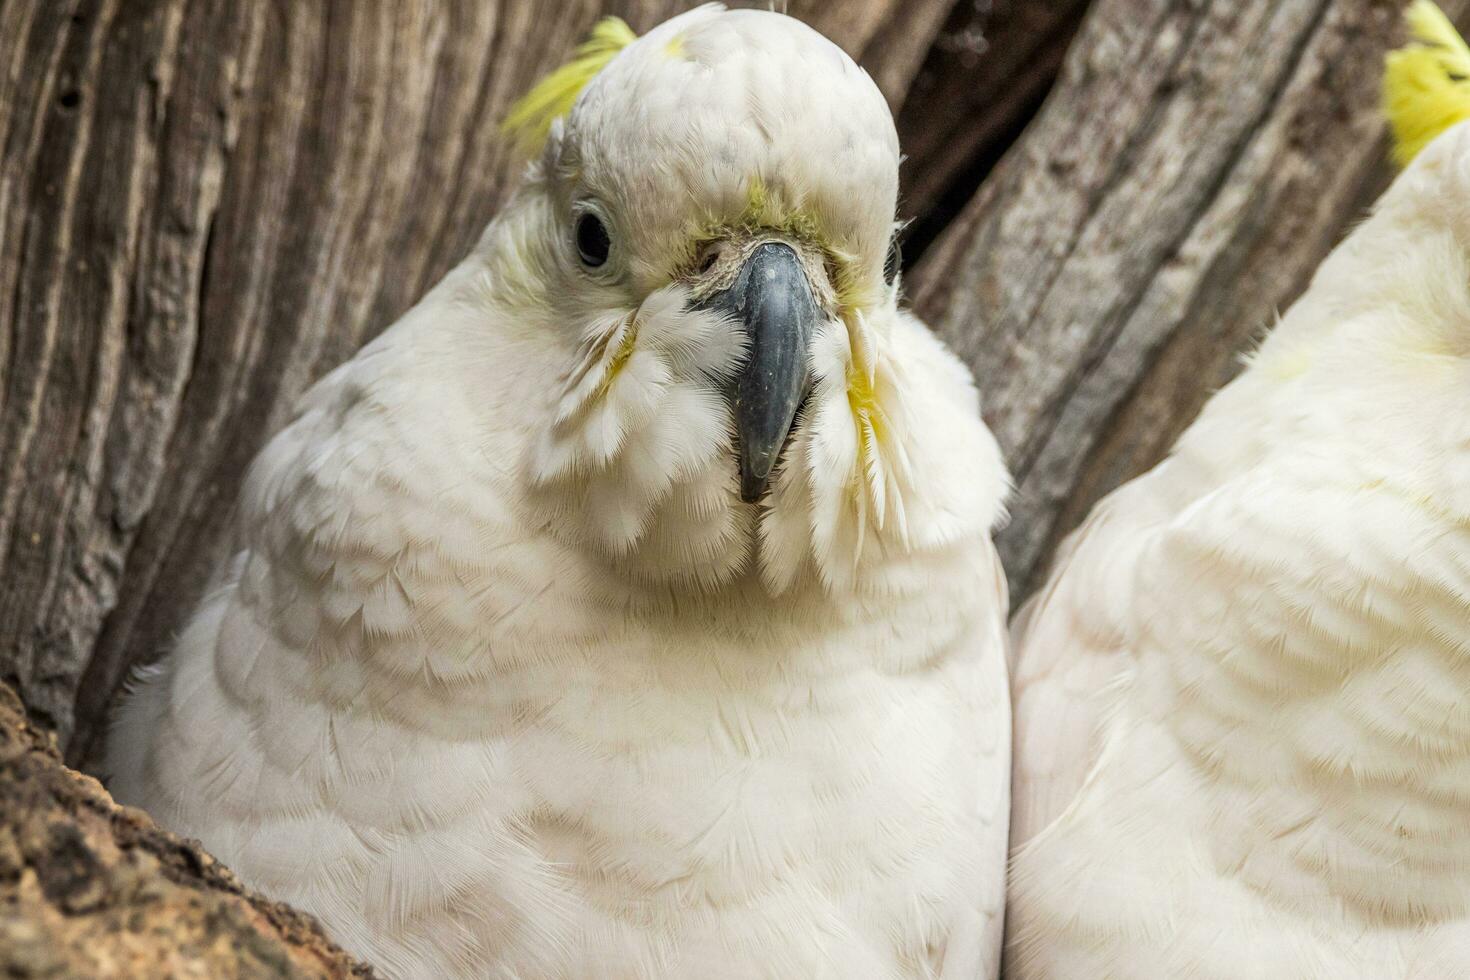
[502,17,638,156]
[1384,0,1470,168]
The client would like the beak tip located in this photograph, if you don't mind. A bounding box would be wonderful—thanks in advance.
[739,463,773,504]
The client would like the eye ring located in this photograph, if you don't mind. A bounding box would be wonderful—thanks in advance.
[576,211,612,269]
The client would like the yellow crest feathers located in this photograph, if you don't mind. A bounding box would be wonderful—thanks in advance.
[502,17,638,156]
[1384,0,1470,168]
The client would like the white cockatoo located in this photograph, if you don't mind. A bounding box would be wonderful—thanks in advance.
[105,7,1013,978]
[1005,4,1470,976]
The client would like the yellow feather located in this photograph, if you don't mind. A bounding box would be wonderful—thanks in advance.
[1384,0,1470,168]
[502,17,638,156]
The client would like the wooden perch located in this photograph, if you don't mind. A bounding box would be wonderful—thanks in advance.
[0,680,373,978]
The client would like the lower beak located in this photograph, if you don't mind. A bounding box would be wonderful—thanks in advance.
[701,242,821,503]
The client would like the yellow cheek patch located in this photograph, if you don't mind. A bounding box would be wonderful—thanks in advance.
[830,260,882,319]
[595,315,640,401]
[846,365,889,445]
[602,315,637,387]
[1384,0,1470,168]
[502,17,639,157]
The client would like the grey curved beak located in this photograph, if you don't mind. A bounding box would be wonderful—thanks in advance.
[701,242,821,503]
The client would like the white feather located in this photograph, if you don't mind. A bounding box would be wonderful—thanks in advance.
[1006,121,1470,978]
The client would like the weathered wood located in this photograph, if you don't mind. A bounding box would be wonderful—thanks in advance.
[0,0,959,761]
[896,0,1089,258]
[0,679,373,978]
[911,0,1470,599]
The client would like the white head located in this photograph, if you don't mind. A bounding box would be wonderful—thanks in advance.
[482,6,1006,595]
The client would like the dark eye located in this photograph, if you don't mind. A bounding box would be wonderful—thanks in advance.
[883,234,902,287]
[576,212,612,268]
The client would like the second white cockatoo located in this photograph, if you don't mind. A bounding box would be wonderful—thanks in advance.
[105,7,1013,979]
[1006,3,1470,976]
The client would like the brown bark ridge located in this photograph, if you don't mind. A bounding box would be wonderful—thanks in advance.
[0,0,958,762]
[896,0,1089,259]
[0,679,374,978]
[911,0,1470,600]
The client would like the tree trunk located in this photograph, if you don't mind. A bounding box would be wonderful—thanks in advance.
[910,0,1470,598]
[0,0,1454,972]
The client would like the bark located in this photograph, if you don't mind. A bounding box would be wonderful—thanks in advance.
[0,679,373,978]
[896,0,1089,260]
[911,0,1470,599]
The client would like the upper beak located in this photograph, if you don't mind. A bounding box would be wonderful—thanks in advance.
[700,241,821,503]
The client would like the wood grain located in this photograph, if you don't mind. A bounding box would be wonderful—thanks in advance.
[911,0,1470,599]
[896,0,1088,260]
